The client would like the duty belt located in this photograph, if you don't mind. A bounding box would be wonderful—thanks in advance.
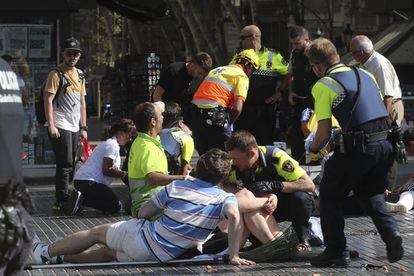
[342,130,388,147]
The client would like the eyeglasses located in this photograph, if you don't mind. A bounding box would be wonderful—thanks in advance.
[240,34,253,40]
[64,51,81,58]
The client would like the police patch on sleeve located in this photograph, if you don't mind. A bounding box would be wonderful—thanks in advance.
[282,160,294,172]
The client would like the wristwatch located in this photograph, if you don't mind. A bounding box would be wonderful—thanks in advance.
[80,126,88,131]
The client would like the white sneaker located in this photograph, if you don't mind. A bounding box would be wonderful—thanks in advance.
[32,239,50,264]
[386,202,408,214]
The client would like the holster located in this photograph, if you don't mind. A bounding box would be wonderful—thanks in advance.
[199,107,229,127]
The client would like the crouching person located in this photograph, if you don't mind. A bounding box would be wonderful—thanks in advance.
[31,149,255,266]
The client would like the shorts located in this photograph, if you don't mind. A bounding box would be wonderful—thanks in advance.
[106,218,157,262]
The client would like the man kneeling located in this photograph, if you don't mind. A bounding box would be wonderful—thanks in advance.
[32,149,255,266]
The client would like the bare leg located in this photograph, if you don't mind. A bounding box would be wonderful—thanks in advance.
[243,210,281,244]
[48,224,111,257]
[64,246,117,263]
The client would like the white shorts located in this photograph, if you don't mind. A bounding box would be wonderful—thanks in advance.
[106,218,157,262]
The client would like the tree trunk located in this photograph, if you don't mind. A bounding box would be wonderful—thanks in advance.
[168,0,194,59]
[127,19,142,54]
[176,0,205,53]
[101,7,120,61]
[221,0,243,30]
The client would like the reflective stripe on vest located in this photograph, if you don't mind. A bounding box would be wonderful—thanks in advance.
[319,77,346,108]
[253,50,279,77]
[192,99,221,107]
[203,76,235,94]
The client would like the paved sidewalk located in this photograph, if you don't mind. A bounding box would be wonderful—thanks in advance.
[24,183,413,276]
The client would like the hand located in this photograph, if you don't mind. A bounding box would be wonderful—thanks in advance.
[48,125,60,138]
[251,181,284,195]
[265,90,282,104]
[81,130,88,140]
[180,163,193,176]
[288,92,297,106]
[229,255,256,266]
[304,132,315,153]
[264,194,278,214]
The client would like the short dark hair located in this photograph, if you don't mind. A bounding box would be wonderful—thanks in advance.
[226,130,258,152]
[108,118,136,137]
[132,102,157,133]
[403,128,414,146]
[196,148,232,185]
[163,101,183,128]
[191,52,213,73]
[1,54,12,63]
[289,25,309,39]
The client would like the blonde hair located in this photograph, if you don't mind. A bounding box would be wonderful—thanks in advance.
[305,38,339,66]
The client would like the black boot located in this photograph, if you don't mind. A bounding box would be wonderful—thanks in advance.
[310,250,350,267]
[385,234,403,263]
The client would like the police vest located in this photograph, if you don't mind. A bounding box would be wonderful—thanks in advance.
[326,66,388,131]
[290,50,318,98]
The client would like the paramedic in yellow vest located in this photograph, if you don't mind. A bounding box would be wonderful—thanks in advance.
[128,102,186,216]
[231,25,289,145]
[191,49,259,155]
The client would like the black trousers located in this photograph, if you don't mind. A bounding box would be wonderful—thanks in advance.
[319,140,399,256]
[0,203,33,276]
[273,191,315,243]
[235,105,276,146]
[49,128,79,205]
[74,180,120,213]
[191,107,232,155]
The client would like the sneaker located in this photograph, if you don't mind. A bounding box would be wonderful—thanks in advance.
[62,190,83,215]
[386,234,404,263]
[386,202,408,214]
[310,250,350,267]
[51,203,62,212]
[32,235,50,265]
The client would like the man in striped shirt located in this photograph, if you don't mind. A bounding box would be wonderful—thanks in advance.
[32,149,255,266]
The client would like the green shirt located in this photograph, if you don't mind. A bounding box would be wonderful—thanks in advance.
[128,132,168,216]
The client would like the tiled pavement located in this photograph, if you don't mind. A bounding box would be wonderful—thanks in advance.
[24,182,414,276]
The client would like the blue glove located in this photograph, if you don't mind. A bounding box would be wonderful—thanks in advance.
[301,108,313,122]
[304,132,315,153]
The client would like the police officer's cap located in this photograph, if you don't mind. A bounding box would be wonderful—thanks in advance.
[63,37,82,52]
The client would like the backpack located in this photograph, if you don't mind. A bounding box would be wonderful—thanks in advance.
[35,67,85,124]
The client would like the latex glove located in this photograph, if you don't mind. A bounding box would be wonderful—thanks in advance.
[250,180,284,195]
[304,132,315,153]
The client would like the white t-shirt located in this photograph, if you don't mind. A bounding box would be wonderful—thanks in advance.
[74,137,121,186]
[363,51,402,99]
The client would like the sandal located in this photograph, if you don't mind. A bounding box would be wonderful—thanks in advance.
[297,240,312,252]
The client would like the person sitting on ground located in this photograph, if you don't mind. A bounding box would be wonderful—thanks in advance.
[226,130,315,252]
[65,119,136,215]
[160,101,194,175]
[385,128,414,213]
[128,102,186,217]
[32,149,255,266]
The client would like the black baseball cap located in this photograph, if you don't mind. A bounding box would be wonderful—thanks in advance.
[63,37,82,52]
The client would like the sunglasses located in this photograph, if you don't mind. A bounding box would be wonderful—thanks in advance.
[64,51,81,58]
[240,34,253,40]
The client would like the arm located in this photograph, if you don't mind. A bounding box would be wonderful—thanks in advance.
[229,97,243,124]
[102,157,127,178]
[310,119,332,153]
[383,96,393,122]
[44,92,60,138]
[281,173,314,193]
[225,203,255,265]
[152,85,165,102]
[80,94,87,139]
[145,171,185,187]
[137,200,162,219]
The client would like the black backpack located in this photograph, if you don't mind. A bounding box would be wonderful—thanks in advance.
[35,67,85,125]
[35,67,67,125]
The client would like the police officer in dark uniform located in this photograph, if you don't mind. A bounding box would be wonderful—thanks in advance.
[232,25,289,145]
[287,26,318,163]
[305,38,403,267]
[0,57,34,275]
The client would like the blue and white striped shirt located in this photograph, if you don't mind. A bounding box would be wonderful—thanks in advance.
[141,178,237,262]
